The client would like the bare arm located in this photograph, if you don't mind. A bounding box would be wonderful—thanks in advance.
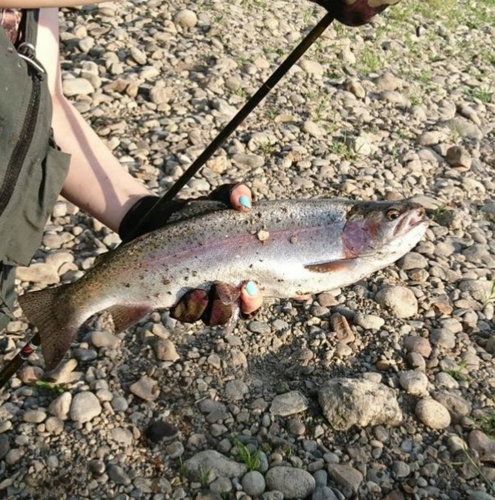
[36,8,152,232]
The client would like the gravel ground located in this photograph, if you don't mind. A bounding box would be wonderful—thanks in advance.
[1,0,495,499]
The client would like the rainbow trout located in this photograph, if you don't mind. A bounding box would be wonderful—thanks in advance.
[19,198,428,371]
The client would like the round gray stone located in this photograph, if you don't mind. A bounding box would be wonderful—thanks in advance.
[70,391,102,423]
[415,398,451,429]
[242,470,266,497]
[265,466,316,499]
[174,9,198,28]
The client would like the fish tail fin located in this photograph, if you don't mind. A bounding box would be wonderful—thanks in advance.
[18,286,81,372]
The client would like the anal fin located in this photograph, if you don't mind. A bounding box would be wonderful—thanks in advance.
[104,304,152,334]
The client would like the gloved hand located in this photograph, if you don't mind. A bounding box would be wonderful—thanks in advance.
[312,0,401,26]
[118,183,262,326]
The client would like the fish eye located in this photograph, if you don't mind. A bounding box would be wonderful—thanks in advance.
[386,208,401,221]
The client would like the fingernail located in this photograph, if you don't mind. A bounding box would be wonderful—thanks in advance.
[245,281,257,296]
[239,195,251,209]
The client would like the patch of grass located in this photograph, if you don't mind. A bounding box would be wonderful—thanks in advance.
[258,141,275,156]
[240,0,267,11]
[252,0,268,8]
[34,380,65,395]
[428,205,456,227]
[417,69,432,84]
[465,86,494,104]
[358,48,383,75]
[327,138,358,162]
[325,68,344,80]
[311,97,331,122]
[282,444,293,458]
[464,0,495,27]
[388,0,459,28]
[321,120,342,136]
[452,444,495,494]
[333,22,344,37]
[233,53,249,67]
[235,440,260,471]
[447,121,464,143]
[305,90,319,101]
[263,46,285,61]
[199,468,211,488]
[409,93,422,107]
[302,6,315,25]
[265,106,279,121]
[232,86,248,99]
[483,281,495,308]
[211,13,224,25]
[473,412,495,437]
[479,48,495,66]
[444,360,469,382]
[178,457,187,478]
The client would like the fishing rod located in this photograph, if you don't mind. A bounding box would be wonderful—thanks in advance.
[0,335,40,388]
[122,1,400,242]
[0,11,335,391]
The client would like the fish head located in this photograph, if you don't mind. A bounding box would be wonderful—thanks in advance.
[342,200,428,262]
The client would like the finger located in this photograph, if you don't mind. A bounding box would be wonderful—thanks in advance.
[239,281,263,316]
[230,184,252,212]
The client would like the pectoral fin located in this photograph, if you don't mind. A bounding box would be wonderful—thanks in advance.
[305,258,357,274]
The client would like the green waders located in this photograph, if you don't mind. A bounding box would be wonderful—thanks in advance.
[0,10,70,329]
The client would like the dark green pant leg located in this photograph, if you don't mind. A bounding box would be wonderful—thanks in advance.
[0,264,15,331]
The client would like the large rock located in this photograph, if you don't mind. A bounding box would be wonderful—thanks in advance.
[184,450,247,482]
[318,378,402,431]
[265,466,315,499]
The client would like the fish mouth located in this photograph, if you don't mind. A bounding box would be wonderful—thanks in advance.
[393,206,428,237]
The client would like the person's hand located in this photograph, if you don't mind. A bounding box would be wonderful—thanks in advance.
[118,183,263,326]
[311,0,402,26]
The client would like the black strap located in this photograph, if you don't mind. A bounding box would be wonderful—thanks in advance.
[18,9,39,48]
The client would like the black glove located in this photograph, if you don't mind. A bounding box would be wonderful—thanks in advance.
[312,0,401,26]
[118,184,258,326]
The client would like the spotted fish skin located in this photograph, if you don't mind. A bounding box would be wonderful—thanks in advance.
[19,198,427,371]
